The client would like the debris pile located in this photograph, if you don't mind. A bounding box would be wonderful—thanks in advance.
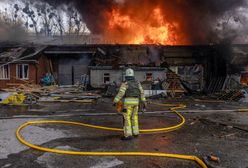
[0,47,26,63]
[0,84,101,105]
[104,82,118,97]
[162,71,186,98]
[218,90,244,101]
[207,75,248,102]
[39,85,101,103]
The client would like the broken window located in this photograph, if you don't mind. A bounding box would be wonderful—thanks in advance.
[170,66,178,74]
[103,73,110,84]
[17,64,29,79]
[146,73,153,81]
[0,65,10,79]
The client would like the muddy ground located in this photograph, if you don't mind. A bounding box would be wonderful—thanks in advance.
[0,98,247,168]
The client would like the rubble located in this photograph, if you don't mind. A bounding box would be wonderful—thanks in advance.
[146,92,167,99]
[0,48,26,63]
[201,74,248,102]
[162,71,186,98]
[104,83,118,97]
[203,156,224,168]
[217,90,244,101]
[208,155,220,163]
[0,83,101,105]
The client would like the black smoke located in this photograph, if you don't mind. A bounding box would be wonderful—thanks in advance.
[25,0,248,44]
[41,0,247,44]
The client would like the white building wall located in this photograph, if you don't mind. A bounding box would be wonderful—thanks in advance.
[134,70,166,81]
[90,69,123,88]
[90,68,166,88]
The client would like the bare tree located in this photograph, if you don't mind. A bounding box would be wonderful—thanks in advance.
[22,2,39,35]
[12,4,21,24]
[66,7,74,35]
[1,1,88,38]
[74,11,83,35]
[54,12,65,36]
[35,3,58,36]
[66,7,86,36]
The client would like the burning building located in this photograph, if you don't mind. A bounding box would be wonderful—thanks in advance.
[0,42,247,96]
[1,2,248,168]
[0,0,248,97]
[44,0,248,45]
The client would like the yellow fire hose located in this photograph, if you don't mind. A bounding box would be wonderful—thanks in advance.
[15,102,208,168]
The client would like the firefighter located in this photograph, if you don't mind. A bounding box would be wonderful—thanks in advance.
[113,68,147,140]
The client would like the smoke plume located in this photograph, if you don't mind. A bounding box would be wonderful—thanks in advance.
[42,0,248,45]
[0,21,28,42]
[2,0,248,44]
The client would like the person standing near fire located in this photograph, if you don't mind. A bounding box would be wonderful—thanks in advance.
[113,68,147,140]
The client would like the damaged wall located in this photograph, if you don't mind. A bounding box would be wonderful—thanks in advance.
[1,44,245,90]
[90,67,122,88]
[229,45,248,85]
[89,66,166,88]
[0,56,48,88]
[44,44,219,90]
[57,54,91,85]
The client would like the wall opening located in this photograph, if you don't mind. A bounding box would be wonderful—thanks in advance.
[103,73,110,84]
[146,73,153,81]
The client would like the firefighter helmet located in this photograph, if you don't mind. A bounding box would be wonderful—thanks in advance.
[125,68,134,77]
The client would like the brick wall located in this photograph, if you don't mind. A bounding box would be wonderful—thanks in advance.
[0,56,49,89]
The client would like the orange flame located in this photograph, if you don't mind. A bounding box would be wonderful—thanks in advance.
[240,73,248,85]
[106,7,180,45]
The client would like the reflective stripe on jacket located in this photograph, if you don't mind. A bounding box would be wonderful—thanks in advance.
[114,81,146,103]
[123,97,139,105]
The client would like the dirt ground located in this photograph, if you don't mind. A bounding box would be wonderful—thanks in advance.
[0,98,247,168]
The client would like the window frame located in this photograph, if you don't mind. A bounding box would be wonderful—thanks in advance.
[0,64,10,80]
[103,73,110,84]
[145,73,153,81]
[16,64,29,80]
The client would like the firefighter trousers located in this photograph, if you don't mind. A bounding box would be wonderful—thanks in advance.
[122,98,139,137]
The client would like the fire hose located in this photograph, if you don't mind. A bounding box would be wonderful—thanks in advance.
[16,102,208,168]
